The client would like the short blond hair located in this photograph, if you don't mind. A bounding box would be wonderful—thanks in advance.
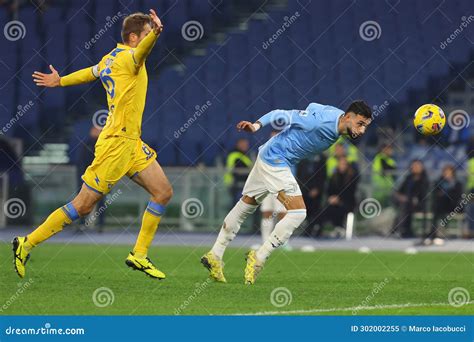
[121,12,151,43]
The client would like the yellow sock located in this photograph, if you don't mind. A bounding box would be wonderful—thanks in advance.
[26,203,78,250]
[133,201,165,258]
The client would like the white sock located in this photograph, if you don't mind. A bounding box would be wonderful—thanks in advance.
[260,216,274,243]
[256,209,306,262]
[211,200,258,259]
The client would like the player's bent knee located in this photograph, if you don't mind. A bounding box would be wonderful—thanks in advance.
[241,195,258,205]
[151,184,173,205]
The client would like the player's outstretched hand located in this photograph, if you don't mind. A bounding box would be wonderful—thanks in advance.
[236,121,259,133]
[32,65,60,87]
[149,9,163,35]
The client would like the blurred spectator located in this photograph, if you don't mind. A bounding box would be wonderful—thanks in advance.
[296,154,327,236]
[466,138,474,239]
[393,160,429,238]
[0,137,30,224]
[317,157,358,236]
[372,143,396,206]
[421,165,463,246]
[0,136,24,191]
[223,138,252,203]
[326,137,359,177]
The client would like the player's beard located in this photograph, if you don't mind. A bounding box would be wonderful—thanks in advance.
[347,127,358,140]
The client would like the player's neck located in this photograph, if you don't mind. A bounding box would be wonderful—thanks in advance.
[337,113,346,135]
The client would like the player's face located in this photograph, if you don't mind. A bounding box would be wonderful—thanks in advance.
[347,113,371,139]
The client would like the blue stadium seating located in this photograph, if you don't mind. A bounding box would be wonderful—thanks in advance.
[0,0,472,165]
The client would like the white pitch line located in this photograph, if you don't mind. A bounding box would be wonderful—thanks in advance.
[232,301,474,316]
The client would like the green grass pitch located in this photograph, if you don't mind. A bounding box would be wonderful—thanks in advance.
[1,243,472,315]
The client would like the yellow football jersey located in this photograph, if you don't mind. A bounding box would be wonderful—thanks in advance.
[60,31,158,140]
[95,32,158,139]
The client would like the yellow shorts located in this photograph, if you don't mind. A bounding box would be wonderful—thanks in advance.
[82,136,156,194]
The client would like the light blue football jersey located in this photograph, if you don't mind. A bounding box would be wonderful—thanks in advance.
[257,103,344,167]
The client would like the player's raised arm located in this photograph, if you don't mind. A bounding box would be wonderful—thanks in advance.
[133,9,163,67]
[33,64,98,87]
[238,109,312,133]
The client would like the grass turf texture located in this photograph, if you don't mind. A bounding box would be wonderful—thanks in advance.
[1,243,472,315]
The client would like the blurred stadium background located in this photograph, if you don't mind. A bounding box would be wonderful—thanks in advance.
[0,0,472,248]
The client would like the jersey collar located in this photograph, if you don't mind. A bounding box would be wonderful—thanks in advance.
[117,43,131,50]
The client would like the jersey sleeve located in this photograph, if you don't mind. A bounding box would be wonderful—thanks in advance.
[257,109,317,131]
[59,65,99,87]
[131,30,159,67]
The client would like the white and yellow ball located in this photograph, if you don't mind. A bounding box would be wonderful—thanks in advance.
[413,104,446,136]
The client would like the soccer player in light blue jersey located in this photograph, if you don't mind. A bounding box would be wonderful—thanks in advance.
[202,100,372,284]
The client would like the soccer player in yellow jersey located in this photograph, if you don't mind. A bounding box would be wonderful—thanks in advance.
[13,10,171,279]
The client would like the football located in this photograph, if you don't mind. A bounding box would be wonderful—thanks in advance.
[413,104,446,136]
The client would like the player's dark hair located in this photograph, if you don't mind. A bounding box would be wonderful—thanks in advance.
[121,12,151,43]
[346,100,372,119]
